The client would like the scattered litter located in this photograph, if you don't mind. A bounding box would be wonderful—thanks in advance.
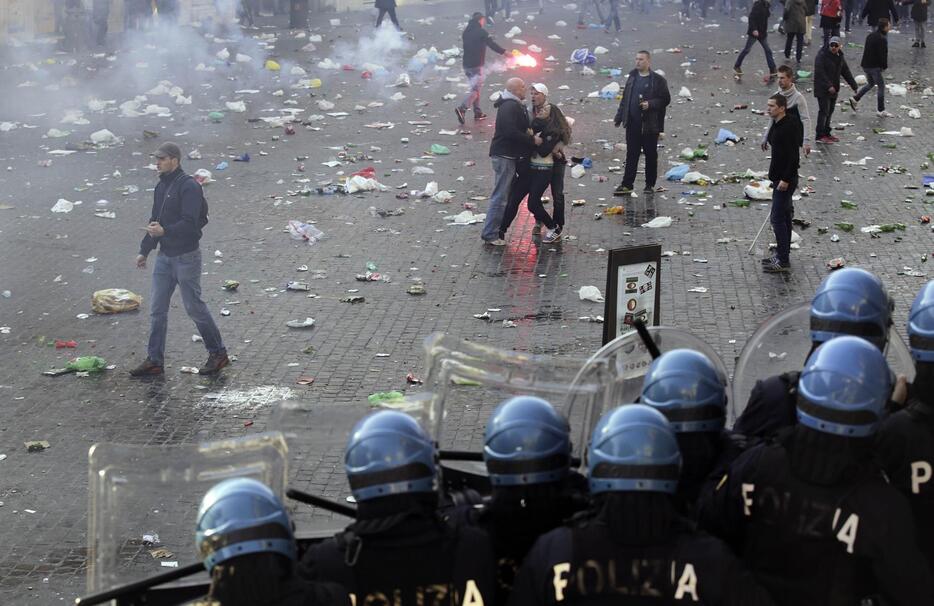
[91,289,141,314]
[25,441,50,452]
[286,317,315,329]
[641,216,673,228]
[578,286,605,302]
[287,221,325,245]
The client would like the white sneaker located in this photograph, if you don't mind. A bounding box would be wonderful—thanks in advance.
[877,110,894,118]
[484,238,507,246]
[542,228,562,243]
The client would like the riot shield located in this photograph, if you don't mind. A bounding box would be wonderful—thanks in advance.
[86,432,288,595]
[568,326,730,451]
[731,302,916,425]
[420,333,612,469]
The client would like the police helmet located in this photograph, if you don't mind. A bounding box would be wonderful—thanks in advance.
[639,349,727,433]
[195,477,296,572]
[588,404,681,495]
[345,410,437,502]
[797,335,891,437]
[908,281,934,362]
[810,267,892,350]
[483,396,571,486]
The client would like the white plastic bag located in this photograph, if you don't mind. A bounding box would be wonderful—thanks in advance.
[287,220,324,245]
[578,286,605,303]
[642,216,673,228]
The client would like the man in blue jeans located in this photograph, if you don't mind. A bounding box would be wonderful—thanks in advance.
[481,78,540,246]
[131,142,229,376]
[761,95,800,274]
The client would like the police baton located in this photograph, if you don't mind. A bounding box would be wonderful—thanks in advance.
[633,319,662,359]
[287,487,357,517]
[75,562,204,606]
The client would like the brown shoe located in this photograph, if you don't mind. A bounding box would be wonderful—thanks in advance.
[129,359,164,377]
[199,352,230,375]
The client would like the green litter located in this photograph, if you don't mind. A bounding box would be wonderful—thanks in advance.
[208,111,224,123]
[367,391,405,406]
[451,376,481,386]
[430,144,450,155]
[882,143,897,149]
[796,70,812,79]
[835,222,855,232]
[66,356,107,373]
[840,200,858,209]
[730,199,750,207]
[878,223,906,232]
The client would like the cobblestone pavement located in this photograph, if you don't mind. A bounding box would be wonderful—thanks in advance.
[0,0,931,602]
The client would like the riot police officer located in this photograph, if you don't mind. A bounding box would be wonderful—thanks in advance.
[300,410,497,606]
[510,405,777,606]
[471,396,588,605]
[195,477,348,606]
[875,280,934,576]
[734,267,893,438]
[700,336,932,605]
[640,349,745,514]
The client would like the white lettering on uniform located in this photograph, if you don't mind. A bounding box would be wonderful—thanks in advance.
[911,461,932,494]
[553,563,571,602]
[674,563,699,601]
[462,579,484,606]
[832,508,860,554]
[741,483,755,516]
[349,594,357,606]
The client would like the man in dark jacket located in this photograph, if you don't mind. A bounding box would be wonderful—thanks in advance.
[761,95,799,274]
[455,13,507,124]
[91,0,109,46]
[812,37,858,144]
[734,0,778,78]
[131,142,228,377]
[613,50,671,196]
[860,0,899,25]
[481,78,541,246]
[849,18,893,116]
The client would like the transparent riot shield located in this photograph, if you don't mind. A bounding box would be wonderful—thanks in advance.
[731,302,916,425]
[420,333,612,469]
[567,326,730,452]
[86,432,288,594]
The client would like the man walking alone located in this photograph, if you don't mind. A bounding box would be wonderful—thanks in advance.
[761,95,800,274]
[455,13,507,125]
[613,51,671,196]
[813,36,858,143]
[734,0,778,78]
[131,142,229,376]
[849,18,894,117]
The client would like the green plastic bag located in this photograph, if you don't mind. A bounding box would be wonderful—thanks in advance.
[367,391,405,406]
[430,144,450,155]
[66,356,107,373]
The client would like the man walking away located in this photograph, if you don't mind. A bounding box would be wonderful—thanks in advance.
[762,94,799,274]
[735,0,778,78]
[804,0,817,46]
[783,0,808,63]
[906,0,928,47]
[482,79,541,246]
[92,0,109,46]
[819,0,843,46]
[131,142,229,377]
[613,50,671,196]
[849,19,893,116]
[456,13,506,125]
[578,0,606,25]
[861,0,899,25]
[603,0,621,31]
[813,37,857,143]
[762,65,812,156]
[375,0,402,30]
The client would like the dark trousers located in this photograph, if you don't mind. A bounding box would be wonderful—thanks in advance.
[784,32,804,61]
[605,0,621,29]
[621,128,660,189]
[821,22,841,47]
[816,94,836,138]
[526,167,559,230]
[735,34,777,71]
[485,0,498,17]
[854,67,885,111]
[376,6,400,28]
[499,161,567,235]
[93,15,108,45]
[770,187,795,264]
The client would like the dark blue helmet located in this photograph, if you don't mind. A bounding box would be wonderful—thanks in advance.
[483,396,571,486]
[345,410,437,502]
[810,268,892,350]
[588,404,681,495]
[908,281,934,363]
[195,478,295,572]
[797,336,891,437]
[639,349,726,433]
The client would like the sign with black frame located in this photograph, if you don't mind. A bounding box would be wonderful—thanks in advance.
[602,244,662,344]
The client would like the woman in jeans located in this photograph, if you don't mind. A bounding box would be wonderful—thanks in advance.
[526,84,572,244]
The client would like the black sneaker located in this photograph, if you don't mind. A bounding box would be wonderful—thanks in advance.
[643,185,655,193]
[761,255,778,265]
[454,107,466,125]
[614,184,633,196]
[199,352,230,375]
[129,359,164,377]
[474,111,488,121]
[763,259,790,273]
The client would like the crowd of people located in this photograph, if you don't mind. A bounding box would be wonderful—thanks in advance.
[168,269,934,606]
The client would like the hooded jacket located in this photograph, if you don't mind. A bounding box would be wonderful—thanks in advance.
[489,93,534,159]
[782,0,808,33]
[462,18,506,69]
[613,69,671,135]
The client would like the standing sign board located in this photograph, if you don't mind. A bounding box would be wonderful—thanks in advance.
[602,244,662,344]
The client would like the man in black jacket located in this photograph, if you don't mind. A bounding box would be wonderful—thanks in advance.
[762,95,799,274]
[812,37,858,144]
[734,0,778,78]
[456,13,507,125]
[849,18,893,116]
[860,0,899,25]
[613,50,671,196]
[481,78,541,246]
[131,142,228,376]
